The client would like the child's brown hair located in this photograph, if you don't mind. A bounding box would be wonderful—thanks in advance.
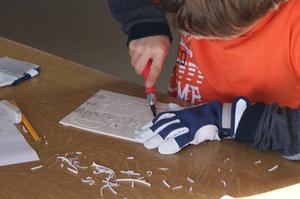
[161,0,287,37]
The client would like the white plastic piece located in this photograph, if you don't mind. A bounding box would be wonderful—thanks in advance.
[172,185,183,191]
[126,156,134,160]
[0,100,22,124]
[187,177,194,184]
[162,180,170,188]
[31,165,43,171]
[268,164,279,172]
[75,151,82,155]
[189,186,193,192]
[131,181,134,188]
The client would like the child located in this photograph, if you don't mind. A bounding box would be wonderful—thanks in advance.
[110,0,300,160]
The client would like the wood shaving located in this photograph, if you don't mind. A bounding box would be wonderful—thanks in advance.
[146,170,153,176]
[93,162,151,198]
[187,177,194,183]
[158,167,169,171]
[172,185,183,191]
[67,167,78,174]
[116,178,151,187]
[268,164,278,172]
[43,135,48,145]
[22,125,28,133]
[120,170,141,176]
[81,176,95,186]
[162,180,170,188]
[221,179,227,187]
[224,157,230,164]
[31,165,43,171]
[254,160,262,165]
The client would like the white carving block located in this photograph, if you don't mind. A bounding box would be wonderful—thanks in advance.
[59,90,169,142]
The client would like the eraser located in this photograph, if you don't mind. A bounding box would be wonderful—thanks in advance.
[0,100,22,124]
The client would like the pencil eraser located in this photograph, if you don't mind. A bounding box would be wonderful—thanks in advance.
[0,100,22,124]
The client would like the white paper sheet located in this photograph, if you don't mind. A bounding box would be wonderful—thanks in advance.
[59,90,169,142]
[0,117,39,166]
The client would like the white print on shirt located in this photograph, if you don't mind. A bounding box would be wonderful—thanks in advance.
[179,37,193,58]
[168,35,205,104]
[177,81,201,104]
[176,54,204,104]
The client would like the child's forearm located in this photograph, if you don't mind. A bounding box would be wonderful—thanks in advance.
[235,102,300,160]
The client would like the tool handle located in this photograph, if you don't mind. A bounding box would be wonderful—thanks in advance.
[143,59,156,94]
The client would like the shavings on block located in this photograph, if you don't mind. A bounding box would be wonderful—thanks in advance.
[59,90,168,142]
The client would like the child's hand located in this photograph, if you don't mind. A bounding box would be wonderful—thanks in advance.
[135,97,249,154]
[128,35,170,88]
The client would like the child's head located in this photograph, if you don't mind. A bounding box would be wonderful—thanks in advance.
[161,0,287,39]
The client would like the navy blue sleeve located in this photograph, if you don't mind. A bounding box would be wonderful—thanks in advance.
[235,102,300,160]
[107,0,172,44]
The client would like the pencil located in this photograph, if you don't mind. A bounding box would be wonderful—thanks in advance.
[10,100,41,143]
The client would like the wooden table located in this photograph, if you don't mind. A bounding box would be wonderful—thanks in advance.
[0,37,300,199]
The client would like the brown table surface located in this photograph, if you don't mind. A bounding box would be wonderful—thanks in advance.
[0,37,300,199]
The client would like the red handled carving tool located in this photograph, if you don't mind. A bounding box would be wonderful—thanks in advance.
[143,59,157,117]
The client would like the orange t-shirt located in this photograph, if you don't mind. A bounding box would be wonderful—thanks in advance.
[168,0,300,108]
